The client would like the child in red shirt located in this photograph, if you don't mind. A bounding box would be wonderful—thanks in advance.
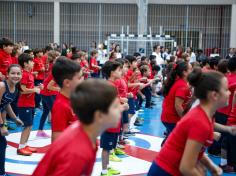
[90,50,101,78]
[79,51,90,79]
[101,61,129,176]
[33,48,45,108]
[148,69,230,176]
[11,44,22,64]
[0,38,14,80]
[51,57,84,142]
[36,52,60,138]
[33,79,122,176]
[17,53,43,156]
[161,61,192,145]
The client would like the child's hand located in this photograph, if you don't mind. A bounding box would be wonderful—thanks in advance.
[213,132,221,141]
[120,97,128,103]
[34,87,41,94]
[15,118,24,127]
[41,67,45,72]
[210,165,223,176]
[128,93,133,98]
[227,126,236,135]
[0,126,9,136]
[141,95,146,100]
[139,83,145,89]
[121,103,129,111]
[38,83,44,90]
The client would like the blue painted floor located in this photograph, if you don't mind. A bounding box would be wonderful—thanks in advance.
[6,96,235,175]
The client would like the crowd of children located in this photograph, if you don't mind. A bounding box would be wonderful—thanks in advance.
[1,36,236,176]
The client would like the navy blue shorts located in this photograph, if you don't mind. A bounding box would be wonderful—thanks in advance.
[100,132,118,151]
[148,162,171,176]
[18,107,34,127]
[128,98,135,115]
[122,110,129,124]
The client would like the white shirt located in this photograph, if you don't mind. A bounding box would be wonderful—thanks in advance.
[97,49,108,64]
[152,52,164,65]
[189,52,196,63]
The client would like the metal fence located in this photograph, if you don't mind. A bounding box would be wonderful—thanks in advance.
[0,1,54,48]
[148,4,232,56]
[0,1,232,57]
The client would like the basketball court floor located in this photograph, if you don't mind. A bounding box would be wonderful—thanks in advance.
[5,97,234,176]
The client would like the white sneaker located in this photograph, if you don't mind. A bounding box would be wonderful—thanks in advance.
[130,128,140,133]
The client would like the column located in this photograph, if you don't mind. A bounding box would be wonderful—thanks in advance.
[230,4,236,48]
[54,0,60,44]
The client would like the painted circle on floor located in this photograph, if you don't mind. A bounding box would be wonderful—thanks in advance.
[5,130,163,176]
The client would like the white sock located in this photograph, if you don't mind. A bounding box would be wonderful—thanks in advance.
[220,158,227,166]
[102,170,108,174]
[19,144,26,149]
[129,113,138,129]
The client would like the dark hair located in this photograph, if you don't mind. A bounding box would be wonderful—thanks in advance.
[209,57,219,69]
[11,44,20,57]
[90,50,98,57]
[141,56,148,62]
[188,68,224,100]
[217,59,228,74]
[115,58,125,66]
[71,79,117,125]
[153,44,160,51]
[228,57,236,72]
[71,47,77,54]
[149,55,156,61]
[163,61,189,96]
[114,44,120,53]
[45,45,53,52]
[71,53,80,60]
[102,61,121,79]
[125,55,137,64]
[33,48,43,57]
[140,65,150,76]
[0,37,14,49]
[133,52,141,57]
[7,64,21,73]
[52,57,81,88]
[18,53,33,68]
[152,64,161,72]
[23,49,33,54]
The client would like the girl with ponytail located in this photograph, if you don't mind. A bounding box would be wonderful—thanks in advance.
[161,61,192,144]
[149,68,230,176]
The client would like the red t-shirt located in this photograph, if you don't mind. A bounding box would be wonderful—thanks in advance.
[0,49,12,76]
[106,80,121,133]
[32,121,97,176]
[156,106,214,176]
[89,57,99,73]
[115,78,128,98]
[33,57,45,80]
[218,73,236,116]
[51,93,78,132]
[161,78,191,124]
[125,69,140,99]
[80,60,89,79]
[40,73,58,96]
[18,70,35,108]
[11,56,18,64]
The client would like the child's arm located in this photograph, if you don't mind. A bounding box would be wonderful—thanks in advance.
[138,90,145,100]
[214,122,236,135]
[179,139,207,176]
[5,104,23,126]
[0,83,8,136]
[91,63,101,70]
[47,80,60,92]
[200,153,222,175]
[175,97,185,117]
[20,85,40,94]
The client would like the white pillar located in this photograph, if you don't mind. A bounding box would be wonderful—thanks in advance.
[54,1,60,44]
[137,0,148,55]
[230,4,236,48]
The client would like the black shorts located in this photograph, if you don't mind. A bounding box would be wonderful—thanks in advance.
[122,110,129,124]
[100,132,118,151]
[128,98,135,115]
[18,107,34,127]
